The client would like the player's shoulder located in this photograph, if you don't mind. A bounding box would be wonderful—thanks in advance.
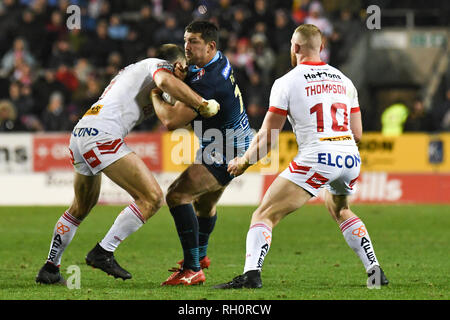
[208,51,233,83]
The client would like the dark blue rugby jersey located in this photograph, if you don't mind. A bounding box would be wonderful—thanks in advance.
[186,51,253,163]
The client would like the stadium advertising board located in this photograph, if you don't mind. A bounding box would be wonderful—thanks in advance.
[0,132,448,204]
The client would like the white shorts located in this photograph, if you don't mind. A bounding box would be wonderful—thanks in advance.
[69,127,132,176]
[279,147,361,197]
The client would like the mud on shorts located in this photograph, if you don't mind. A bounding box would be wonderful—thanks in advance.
[279,147,361,197]
[69,127,133,176]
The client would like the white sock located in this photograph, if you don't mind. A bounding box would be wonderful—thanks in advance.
[243,222,272,273]
[340,216,380,272]
[46,211,81,267]
[99,203,145,252]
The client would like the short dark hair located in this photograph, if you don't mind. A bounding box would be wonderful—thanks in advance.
[185,20,219,47]
[156,44,185,63]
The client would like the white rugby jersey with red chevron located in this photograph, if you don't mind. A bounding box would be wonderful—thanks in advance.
[76,58,173,137]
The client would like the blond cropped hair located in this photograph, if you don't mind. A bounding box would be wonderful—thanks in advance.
[293,24,323,51]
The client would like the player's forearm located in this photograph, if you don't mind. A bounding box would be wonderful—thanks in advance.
[156,75,203,111]
[151,92,184,130]
[243,128,277,166]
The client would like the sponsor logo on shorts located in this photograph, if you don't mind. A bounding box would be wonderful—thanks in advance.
[72,127,99,137]
[318,152,361,168]
[82,149,101,168]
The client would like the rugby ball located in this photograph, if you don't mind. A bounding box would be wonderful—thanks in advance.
[162,92,176,105]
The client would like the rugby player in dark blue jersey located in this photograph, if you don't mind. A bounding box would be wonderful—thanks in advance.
[151,21,253,285]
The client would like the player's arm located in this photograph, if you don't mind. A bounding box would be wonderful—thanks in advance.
[153,70,219,117]
[228,110,286,176]
[151,89,198,130]
[350,109,362,143]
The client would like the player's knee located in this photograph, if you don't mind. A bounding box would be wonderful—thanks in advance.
[166,186,190,208]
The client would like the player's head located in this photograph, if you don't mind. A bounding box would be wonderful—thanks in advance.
[184,20,219,67]
[156,44,187,80]
[290,24,324,66]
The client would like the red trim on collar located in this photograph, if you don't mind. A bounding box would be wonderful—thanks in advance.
[300,61,326,66]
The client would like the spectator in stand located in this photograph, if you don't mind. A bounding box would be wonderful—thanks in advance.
[404,98,435,132]
[228,37,255,89]
[250,33,275,87]
[136,5,158,50]
[0,99,22,131]
[32,69,70,117]
[40,91,72,131]
[1,38,35,75]
[248,0,274,29]
[329,8,363,67]
[229,5,250,39]
[45,10,68,48]
[82,20,118,68]
[47,38,77,70]
[305,1,333,62]
[154,13,184,46]
[292,0,311,24]
[271,9,295,54]
[108,14,130,41]
[213,0,234,32]
[14,9,46,62]
[55,63,79,93]
[174,0,195,31]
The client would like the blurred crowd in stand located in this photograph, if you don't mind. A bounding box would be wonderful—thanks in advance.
[0,0,448,134]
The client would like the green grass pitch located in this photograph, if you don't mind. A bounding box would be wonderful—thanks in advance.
[0,204,448,300]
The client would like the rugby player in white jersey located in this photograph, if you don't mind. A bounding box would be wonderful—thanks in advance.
[35,44,220,284]
[214,24,389,289]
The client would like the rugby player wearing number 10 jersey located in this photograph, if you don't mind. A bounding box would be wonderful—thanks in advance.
[215,24,389,289]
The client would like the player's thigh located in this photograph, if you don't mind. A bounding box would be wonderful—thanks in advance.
[102,152,163,217]
[193,187,226,218]
[166,164,223,206]
[69,172,102,220]
[252,176,312,227]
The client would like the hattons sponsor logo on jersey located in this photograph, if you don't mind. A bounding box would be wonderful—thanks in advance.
[192,68,205,82]
[304,71,342,82]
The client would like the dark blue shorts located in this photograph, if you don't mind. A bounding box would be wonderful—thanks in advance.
[201,160,234,186]
[196,147,237,186]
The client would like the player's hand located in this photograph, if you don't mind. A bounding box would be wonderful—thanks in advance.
[198,99,220,118]
[227,156,250,177]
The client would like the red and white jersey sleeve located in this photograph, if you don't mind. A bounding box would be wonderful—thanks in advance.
[77,58,173,137]
[268,79,289,116]
[268,62,360,151]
